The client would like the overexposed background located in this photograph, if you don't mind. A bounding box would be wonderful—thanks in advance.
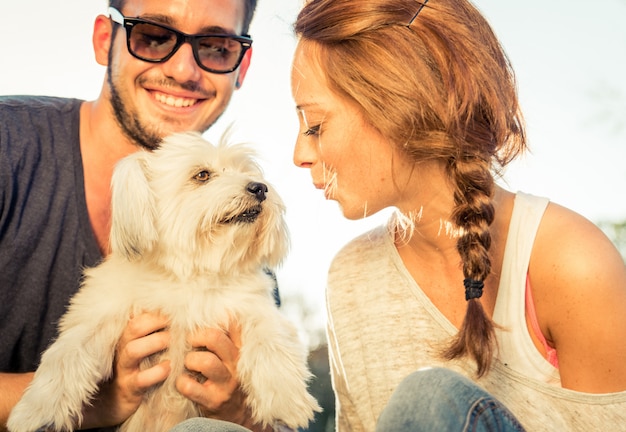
[2,0,625,343]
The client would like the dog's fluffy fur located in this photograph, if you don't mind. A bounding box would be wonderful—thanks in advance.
[8,132,320,432]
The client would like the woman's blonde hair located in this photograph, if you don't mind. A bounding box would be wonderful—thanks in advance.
[295,0,526,376]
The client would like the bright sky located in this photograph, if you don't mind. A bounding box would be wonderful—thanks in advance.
[2,0,625,339]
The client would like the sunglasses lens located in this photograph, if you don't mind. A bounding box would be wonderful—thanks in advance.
[129,22,178,61]
[197,36,244,72]
[124,19,248,73]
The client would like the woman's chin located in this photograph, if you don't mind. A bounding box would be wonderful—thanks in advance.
[338,203,376,221]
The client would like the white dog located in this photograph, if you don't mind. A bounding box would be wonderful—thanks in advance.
[8,132,320,432]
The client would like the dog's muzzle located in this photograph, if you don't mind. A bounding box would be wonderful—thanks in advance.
[224,182,268,224]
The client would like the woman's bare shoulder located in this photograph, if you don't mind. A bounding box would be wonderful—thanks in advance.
[529,201,626,392]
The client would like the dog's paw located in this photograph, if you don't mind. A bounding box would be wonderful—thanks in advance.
[7,400,57,432]
[238,317,322,429]
[7,377,79,432]
[244,369,321,430]
[270,390,321,430]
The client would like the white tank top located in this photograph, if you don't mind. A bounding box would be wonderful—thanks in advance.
[492,191,561,384]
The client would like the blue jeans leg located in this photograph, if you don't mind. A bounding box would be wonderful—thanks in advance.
[168,418,252,432]
[376,367,526,432]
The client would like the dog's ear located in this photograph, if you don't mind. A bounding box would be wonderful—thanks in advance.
[109,151,158,260]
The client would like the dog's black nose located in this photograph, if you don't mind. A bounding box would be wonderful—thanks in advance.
[247,182,268,202]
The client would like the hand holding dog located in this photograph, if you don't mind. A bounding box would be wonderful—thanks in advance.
[81,312,171,429]
[86,316,265,430]
[177,322,271,431]
[179,323,241,413]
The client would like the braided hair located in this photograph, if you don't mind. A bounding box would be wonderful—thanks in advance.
[295,0,526,376]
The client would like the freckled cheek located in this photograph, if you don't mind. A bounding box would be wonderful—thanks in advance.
[337,165,369,192]
[352,164,393,197]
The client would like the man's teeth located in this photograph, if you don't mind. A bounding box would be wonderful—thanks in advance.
[155,93,198,107]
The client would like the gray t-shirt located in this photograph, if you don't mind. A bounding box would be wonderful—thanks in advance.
[0,96,281,432]
[0,95,102,372]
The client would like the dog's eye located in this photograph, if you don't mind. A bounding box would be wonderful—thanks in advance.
[194,170,212,183]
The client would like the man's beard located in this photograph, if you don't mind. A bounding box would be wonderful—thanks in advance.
[108,68,163,151]
[106,30,161,150]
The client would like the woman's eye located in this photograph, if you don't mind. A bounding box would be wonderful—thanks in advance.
[194,170,212,182]
[303,124,321,137]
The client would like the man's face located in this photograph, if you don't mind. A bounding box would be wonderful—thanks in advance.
[105,0,250,149]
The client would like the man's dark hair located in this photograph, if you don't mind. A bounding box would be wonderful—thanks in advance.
[108,0,258,34]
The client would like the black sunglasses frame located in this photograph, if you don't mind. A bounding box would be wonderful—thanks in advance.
[108,7,253,74]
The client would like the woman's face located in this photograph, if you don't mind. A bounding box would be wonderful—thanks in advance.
[291,42,416,220]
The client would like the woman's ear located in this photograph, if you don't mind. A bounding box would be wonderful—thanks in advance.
[93,14,114,66]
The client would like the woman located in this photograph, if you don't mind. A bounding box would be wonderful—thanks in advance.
[291,0,626,430]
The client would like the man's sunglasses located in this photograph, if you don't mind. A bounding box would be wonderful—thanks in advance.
[108,7,252,74]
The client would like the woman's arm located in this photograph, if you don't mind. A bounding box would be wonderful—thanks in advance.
[529,202,626,393]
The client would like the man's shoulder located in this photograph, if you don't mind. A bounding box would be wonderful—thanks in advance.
[0,95,83,180]
[0,95,82,114]
[0,95,83,151]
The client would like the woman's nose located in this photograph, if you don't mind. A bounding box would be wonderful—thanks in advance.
[293,135,317,169]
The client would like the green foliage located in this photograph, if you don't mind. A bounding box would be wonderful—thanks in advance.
[598,219,626,263]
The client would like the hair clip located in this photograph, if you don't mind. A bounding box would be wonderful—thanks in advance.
[407,0,429,28]
[464,278,484,301]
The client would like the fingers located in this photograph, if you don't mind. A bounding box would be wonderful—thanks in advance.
[185,327,239,393]
[118,325,169,369]
[188,326,239,365]
[115,312,171,393]
[177,323,244,417]
[82,312,172,428]
[118,312,169,354]
[121,311,170,349]
[175,371,246,421]
[135,359,171,389]
[226,320,242,349]
[184,350,232,383]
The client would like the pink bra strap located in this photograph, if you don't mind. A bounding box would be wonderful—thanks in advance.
[525,276,559,368]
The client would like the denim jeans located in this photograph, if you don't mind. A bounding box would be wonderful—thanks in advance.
[376,367,526,432]
[168,418,295,432]
[168,368,524,432]
[168,418,251,432]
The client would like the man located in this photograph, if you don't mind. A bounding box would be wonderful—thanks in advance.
[0,0,268,430]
